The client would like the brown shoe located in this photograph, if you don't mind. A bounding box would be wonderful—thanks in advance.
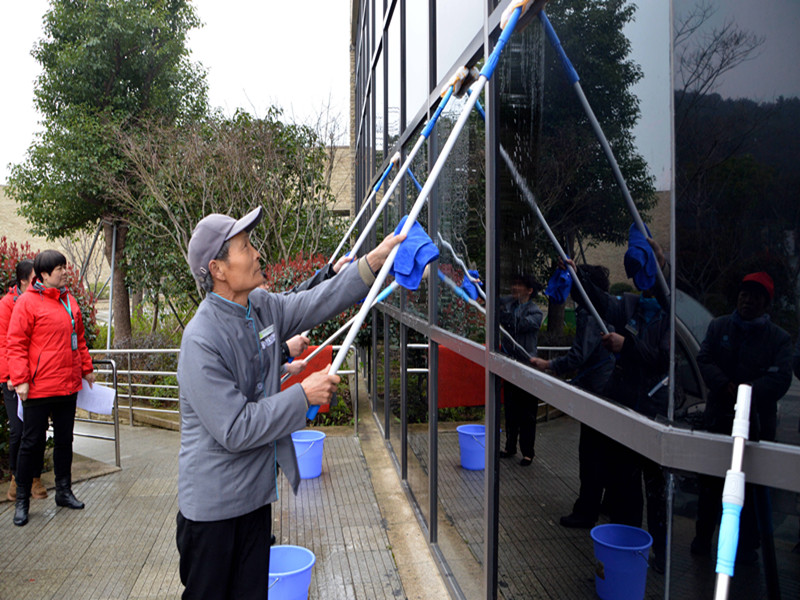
[31,477,48,499]
[7,475,16,502]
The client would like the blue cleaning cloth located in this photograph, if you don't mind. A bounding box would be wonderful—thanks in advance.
[545,267,573,304]
[460,270,482,300]
[624,223,657,291]
[389,216,440,290]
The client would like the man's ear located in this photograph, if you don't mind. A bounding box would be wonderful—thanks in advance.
[209,259,226,282]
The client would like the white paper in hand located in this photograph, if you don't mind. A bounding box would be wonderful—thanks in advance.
[76,379,116,415]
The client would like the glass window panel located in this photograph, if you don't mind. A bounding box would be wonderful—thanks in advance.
[405,0,430,118]
[388,10,401,142]
[435,0,483,83]
[435,94,486,344]
[405,333,431,528]
[671,0,800,594]
[374,45,385,172]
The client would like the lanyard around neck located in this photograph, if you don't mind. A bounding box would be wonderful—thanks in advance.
[59,294,75,331]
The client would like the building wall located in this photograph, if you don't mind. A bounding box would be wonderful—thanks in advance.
[328,145,354,215]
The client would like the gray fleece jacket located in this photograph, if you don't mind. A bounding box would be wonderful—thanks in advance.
[177,259,374,521]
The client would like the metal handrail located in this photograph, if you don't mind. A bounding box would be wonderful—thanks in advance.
[76,359,121,467]
[87,345,361,431]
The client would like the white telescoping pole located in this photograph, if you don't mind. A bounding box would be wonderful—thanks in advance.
[713,384,752,600]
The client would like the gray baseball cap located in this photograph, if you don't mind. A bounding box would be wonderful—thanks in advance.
[187,207,263,281]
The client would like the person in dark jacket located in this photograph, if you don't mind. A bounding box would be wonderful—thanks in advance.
[692,271,793,561]
[499,274,544,466]
[1,259,48,502]
[566,242,670,572]
[176,207,402,599]
[7,250,95,526]
[531,264,615,528]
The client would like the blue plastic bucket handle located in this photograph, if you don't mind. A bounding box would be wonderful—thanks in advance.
[268,545,316,599]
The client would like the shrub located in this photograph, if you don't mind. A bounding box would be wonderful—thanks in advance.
[262,252,372,347]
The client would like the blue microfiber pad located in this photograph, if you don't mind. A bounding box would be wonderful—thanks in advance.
[389,215,440,290]
[461,270,481,300]
[545,267,573,304]
[624,223,657,291]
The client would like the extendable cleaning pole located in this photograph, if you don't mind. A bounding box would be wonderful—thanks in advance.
[327,1,537,376]
[285,282,399,385]
[406,169,531,359]
[713,384,751,600]
[329,154,400,264]
[471,96,610,335]
[539,11,670,300]
[345,67,472,260]
[436,269,532,360]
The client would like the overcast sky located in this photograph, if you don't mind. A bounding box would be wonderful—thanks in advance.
[0,0,351,184]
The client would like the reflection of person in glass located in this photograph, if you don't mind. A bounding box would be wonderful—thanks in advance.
[566,238,670,572]
[530,264,615,528]
[498,274,543,466]
[692,272,793,562]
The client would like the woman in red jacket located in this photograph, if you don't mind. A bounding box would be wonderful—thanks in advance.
[0,259,49,502]
[7,250,95,526]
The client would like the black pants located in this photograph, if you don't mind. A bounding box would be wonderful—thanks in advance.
[605,440,667,560]
[503,382,537,458]
[16,394,76,486]
[3,383,22,476]
[571,424,610,522]
[176,504,272,600]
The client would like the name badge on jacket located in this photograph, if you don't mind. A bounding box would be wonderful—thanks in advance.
[259,325,276,350]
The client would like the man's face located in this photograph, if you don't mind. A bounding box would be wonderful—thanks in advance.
[510,282,532,301]
[213,231,264,295]
[736,285,769,321]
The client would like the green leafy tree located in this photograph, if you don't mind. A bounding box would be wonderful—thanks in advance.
[106,109,345,309]
[8,0,207,344]
[498,0,656,333]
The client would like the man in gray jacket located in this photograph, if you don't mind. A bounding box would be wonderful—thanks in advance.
[176,206,402,599]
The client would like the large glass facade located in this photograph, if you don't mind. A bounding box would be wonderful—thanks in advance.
[352,1,800,598]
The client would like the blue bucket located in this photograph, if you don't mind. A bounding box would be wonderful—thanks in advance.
[268,545,316,600]
[291,430,326,479]
[456,424,485,470]
[591,524,653,600]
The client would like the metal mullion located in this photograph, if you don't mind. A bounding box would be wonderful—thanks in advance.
[383,0,389,162]
[425,0,438,546]
[483,2,500,596]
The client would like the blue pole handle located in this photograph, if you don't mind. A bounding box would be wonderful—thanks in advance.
[716,501,743,577]
[422,85,455,139]
[372,161,395,193]
[437,270,471,303]
[539,12,580,85]
[407,168,423,193]
[480,7,522,80]
[474,97,487,121]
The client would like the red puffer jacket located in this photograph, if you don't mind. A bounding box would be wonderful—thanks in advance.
[0,286,23,382]
[7,283,93,400]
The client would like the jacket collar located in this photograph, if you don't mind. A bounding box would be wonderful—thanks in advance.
[207,291,252,318]
[30,281,67,300]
